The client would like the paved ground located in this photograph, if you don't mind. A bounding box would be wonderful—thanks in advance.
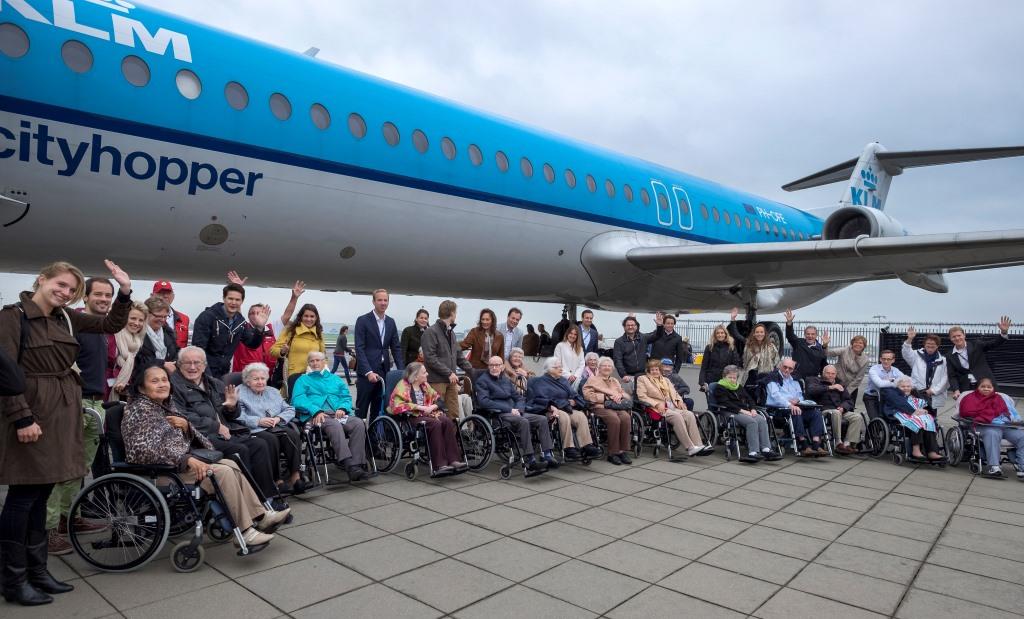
[5,369,1024,618]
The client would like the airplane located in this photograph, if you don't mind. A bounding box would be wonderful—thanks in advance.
[3,0,1024,342]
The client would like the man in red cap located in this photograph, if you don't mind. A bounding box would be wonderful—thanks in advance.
[152,280,190,349]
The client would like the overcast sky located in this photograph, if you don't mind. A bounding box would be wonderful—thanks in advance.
[3,0,1023,330]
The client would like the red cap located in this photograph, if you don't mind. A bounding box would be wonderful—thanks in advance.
[152,280,174,293]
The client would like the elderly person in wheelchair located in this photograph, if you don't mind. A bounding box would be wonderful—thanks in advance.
[291,351,368,482]
[583,357,635,465]
[884,377,943,463]
[715,365,781,463]
[476,356,557,473]
[958,377,1024,480]
[765,358,828,457]
[123,364,289,549]
[526,357,601,461]
[236,362,303,494]
[389,362,468,474]
[806,365,863,455]
[637,358,713,458]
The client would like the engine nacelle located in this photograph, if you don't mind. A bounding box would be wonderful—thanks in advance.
[821,206,906,239]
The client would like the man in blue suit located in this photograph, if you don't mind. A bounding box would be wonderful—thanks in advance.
[354,289,403,419]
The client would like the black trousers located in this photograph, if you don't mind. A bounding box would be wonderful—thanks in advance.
[251,426,301,480]
[909,429,940,453]
[355,371,385,420]
[209,435,277,498]
[0,483,54,546]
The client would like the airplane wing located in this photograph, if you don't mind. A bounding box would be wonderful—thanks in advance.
[623,229,1024,292]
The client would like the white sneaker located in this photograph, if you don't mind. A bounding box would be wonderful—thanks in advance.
[1016,471,1024,481]
[235,527,274,547]
[687,446,703,456]
[256,507,291,532]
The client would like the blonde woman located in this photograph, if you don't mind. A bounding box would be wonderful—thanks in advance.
[698,324,741,397]
[728,308,779,385]
[112,302,148,396]
[554,325,585,386]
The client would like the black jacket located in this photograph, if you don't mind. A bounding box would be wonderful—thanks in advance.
[525,374,586,414]
[474,371,526,414]
[947,335,1007,391]
[133,325,179,382]
[0,345,24,396]
[785,323,827,379]
[714,384,756,414]
[75,328,109,398]
[649,329,687,372]
[668,373,691,399]
[805,376,855,411]
[698,342,741,386]
[612,329,661,378]
[191,303,264,379]
[170,371,242,440]
[399,325,425,366]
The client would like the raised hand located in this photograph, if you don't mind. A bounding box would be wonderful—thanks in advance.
[821,329,830,347]
[784,309,795,324]
[249,304,270,329]
[104,259,132,293]
[223,384,238,409]
[226,270,248,286]
[906,326,917,342]
[654,311,664,326]
[292,280,306,298]
[998,316,1012,333]
[730,307,739,321]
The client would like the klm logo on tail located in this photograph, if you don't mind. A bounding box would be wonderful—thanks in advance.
[860,168,878,191]
[851,166,882,209]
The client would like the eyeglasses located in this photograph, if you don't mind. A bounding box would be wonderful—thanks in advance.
[179,360,205,367]
[781,365,796,371]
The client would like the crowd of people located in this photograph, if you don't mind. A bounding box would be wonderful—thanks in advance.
[0,260,1020,606]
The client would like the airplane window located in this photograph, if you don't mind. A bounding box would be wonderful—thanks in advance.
[700,204,709,220]
[781,228,789,239]
[382,121,400,146]
[657,193,669,210]
[680,201,690,215]
[412,129,428,153]
[441,137,456,160]
[744,216,752,230]
[640,188,650,205]
[543,163,555,183]
[605,179,615,198]
[585,175,596,193]
[734,213,742,229]
[772,225,779,236]
[0,23,29,58]
[521,157,533,178]
[564,169,577,189]
[623,184,633,202]
[224,81,248,110]
[269,92,291,120]
[754,220,761,232]
[712,206,720,223]
[175,69,202,100]
[61,40,93,74]
[121,55,150,87]
[468,144,483,166]
[723,211,731,225]
[310,103,331,130]
[495,150,509,173]
[348,113,367,139]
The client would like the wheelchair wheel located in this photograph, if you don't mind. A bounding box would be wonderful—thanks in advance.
[458,414,494,470]
[207,516,232,542]
[68,473,171,573]
[404,461,418,481]
[697,411,717,446]
[945,426,965,467]
[630,412,644,458]
[969,460,983,475]
[170,540,205,573]
[369,415,403,473]
[499,464,512,480]
[866,418,889,458]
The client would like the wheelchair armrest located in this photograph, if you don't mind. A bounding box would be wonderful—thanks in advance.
[111,462,179,475]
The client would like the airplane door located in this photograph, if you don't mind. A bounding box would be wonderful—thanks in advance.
[673,186,694,230]
[651,181,673,227]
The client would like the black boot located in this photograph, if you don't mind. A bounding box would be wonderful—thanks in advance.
[1,540,53,606]
[25,531,74,594]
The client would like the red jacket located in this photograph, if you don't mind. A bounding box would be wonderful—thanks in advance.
[232,323,278,374]
[959,391,1009,424]
[171,308,190,350]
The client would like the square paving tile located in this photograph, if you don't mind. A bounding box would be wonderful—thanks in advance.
[854,513,942,543]
[744,479,813,499]
[892,483,964,504]
[121,582,279,618]
[457,504,550,535]
[955,503,1024,527]
[583,474,654,495]
[384,558,513,613]
[868,500,950,526]
[607,585,745,619]
[5,580,114,619]
[815,543,920,585]
[937,528,1024,563]
[455,537,569,582]
[524,559,648,614]
[633,486,710,509]
[513,521,614,556]
[662,476,734,497]
[278,497,340,525]
[759,471,828,489]
[835,527,932,561]
[781,499,861,525]
[700,542,807,585]
[911,563,1024,614]
[895,588,1019,619]
[87,561,226,609]
[205,534,318,578]
[662,509,752,540]
[406,489,495,516]
[828,475,899,493]
[688,469,754,487]
[459,481,537,502]
[731,525,830,561]
[758,511,848,541]
[925,544,1024,586]
[506,494,591,519]
[602,496,682,521]
[237,556,370,612]
[719,488,794,510]
[348,502,446,533]
[780,463,842,481]
[883,492,958,514]
[453,584,597,619]
[640,458,707,475]
[279,514,387,552]
[306,487,398,514]
[803,489,875,511]
[612,467,678,485]
[692,498,774,523]
[292,583,441,619]
[659,562,778,614]
[579,539,690,582]
[754,587,887,619]
[790,563,905,615]
[398,518,501,555]
[561,507,651,538]
[623,523,722,559]
[551,483,625,506]
[326,535,444,580]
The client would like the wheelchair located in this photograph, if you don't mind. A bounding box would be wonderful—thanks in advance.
[863,392,947,467]
[525,376,601,466]
[67,404,267,574]
[469,370,550,480]
[631,381,715,461]
[368,370,492,480]
[704,384,781,462]
[945,392,1022,476]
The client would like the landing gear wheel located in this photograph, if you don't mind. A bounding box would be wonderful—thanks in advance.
[499,465,511,480]
[171,541,205,573]
[404,461,417,481]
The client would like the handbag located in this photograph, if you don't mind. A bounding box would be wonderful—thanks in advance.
[604,397,633,411]
[269,330,296,389]
[190,448,224,464]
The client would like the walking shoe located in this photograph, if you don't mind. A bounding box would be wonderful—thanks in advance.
[1016,471,1024,481]
[526,459,548,474]
[687,446,704,457]
[582,444,601,458]
[800,447,815,457]
[815,446,829,457]
[57,515,105,535]
[607,454,623,465]
[45,530,71,556]
[347,465,368,482]
[983,467,1005,479]
[235,527,274,548]
[563,448,581,461]
[739,453,760,464]
[762,450,783,461]
[256,507,292,532]
[835,444,856,455]
[618,452,633,465]
[698,444,715,456]
[435,465,454,474]
[543,455,561,469]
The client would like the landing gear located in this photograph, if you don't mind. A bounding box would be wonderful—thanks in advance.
[733,303,783,352]
[563,303,578,323]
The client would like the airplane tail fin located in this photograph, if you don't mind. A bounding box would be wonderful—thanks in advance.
[782,143,1024,211]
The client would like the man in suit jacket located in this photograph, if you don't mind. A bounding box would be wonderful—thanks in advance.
[578,309,601,355]
[498,307,524,360]
[948,316,1012,398]
[354,289,403,419]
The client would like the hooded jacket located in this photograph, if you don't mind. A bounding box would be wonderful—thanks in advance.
[191,302,265,378]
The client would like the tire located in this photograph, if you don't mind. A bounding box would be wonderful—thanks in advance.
[697,411,717,446]
[945,426,964,467]
[68,473,171,573]
[969,460,983,475]
[207,520,232,542]
[867,418,889,459]
[893,453,904,466]
[171,541,205,573]
[630,412,644,458]
[458,414,494,471]
[762,322,784,354]
[404,461,417,480]
[499,465,512,480]
[369,415,403,474]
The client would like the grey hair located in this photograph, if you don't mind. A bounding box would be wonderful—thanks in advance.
[722,364,741,377]
[585,352,600,362]
[510,347,525,357]
[597,357,615,369]
[895,376,914,388]
[542,357,562,373]
[242,362,270,383]
[307,350,326,362]
[777,356,794,369]
[178,346,207,363]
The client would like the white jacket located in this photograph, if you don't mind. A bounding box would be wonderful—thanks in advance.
[554,342,585,385]
[901,342,949,408]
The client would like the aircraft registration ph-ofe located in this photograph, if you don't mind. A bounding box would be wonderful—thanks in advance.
[2,0,1024,324]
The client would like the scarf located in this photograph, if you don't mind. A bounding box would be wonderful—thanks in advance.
[145,324,167,361]
[717,377,741,391]
[114,327,145,387]
[919,349,942,387]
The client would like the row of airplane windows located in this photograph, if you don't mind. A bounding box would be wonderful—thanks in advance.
[0,24,810,240]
